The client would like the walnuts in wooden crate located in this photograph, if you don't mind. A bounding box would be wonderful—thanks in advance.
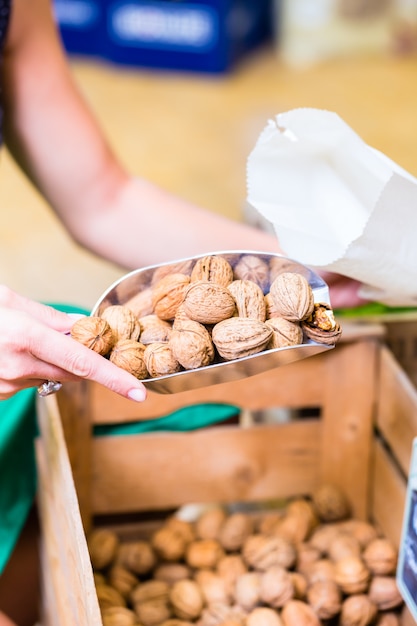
[71,253,342,381]
[89,486,404,625]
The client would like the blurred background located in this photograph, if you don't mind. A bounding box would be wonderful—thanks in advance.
[0,0,417,310]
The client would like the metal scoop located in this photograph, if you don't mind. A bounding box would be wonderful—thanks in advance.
[91,251,335,394]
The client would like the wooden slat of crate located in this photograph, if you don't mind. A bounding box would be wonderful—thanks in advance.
[377,346,417,476]
[90,420,320,515]
[36,395,102,626]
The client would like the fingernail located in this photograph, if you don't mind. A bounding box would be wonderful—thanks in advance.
[127,387,147,402]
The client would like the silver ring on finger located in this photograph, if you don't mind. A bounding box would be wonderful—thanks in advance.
[37,380,63,397]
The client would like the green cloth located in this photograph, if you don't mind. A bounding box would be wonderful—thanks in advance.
[0,303,239,574]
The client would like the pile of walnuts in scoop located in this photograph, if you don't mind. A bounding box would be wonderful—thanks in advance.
[88,484,403,626]
[71,254,342,380]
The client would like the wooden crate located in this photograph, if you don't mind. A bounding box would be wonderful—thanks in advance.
[35,323,417,625]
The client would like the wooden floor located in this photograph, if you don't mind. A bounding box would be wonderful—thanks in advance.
[1,46,417,309]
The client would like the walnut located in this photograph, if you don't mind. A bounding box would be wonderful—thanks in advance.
[265,317,303,349]
[151,526,187,562]
[312,484,351,522]
[309,523,343,553]
[191,255,234,287]
[100,305,141,342]
[228,280,266,321]
[109,340,148,379]
[269,273,314,322]
[143,342,182,378]
[101,606,138,626]
[338,519,378,549]
[165,518,196,544]
[154,563,192,585]
[260,566,294,608]
[182,281,236,325]
[304,558,336,585]
[290,572,308,600]
[216,555,248,596]
[218,512,255,552]
[256,512,284,536]
[339,594,378,626]
[131,580,170,606]
[152,273,191,321]
[170,579,204,620]
[116,541,157,576]
[151,260,194,285]
[362,538,398,575]
[368,576,404,610]
[96,583,126,610]
[138,315,173,344]
[280,599,321,625]
[198,603,246,626]
[233,255,270,292]
[264,293,281,319]
[234,571,261,611]
[302,303,342,345]
[195,507,227,540]
[107,565,139,599]
[334,556,371,594]
[246,607,283,626]
[375,612,400,625]
[71,316,115,355]
[273,499,318,544]
[306,580,342,620]
[134,600,171,626]
[295,543,321,575]
[94,572,106,586]
[159,621,194,626]
[212,318,272,360]
[124,287,154,318]
[194,569,230,606]
[186,539,225,570]
[328,533,362,562]
[242,534,296,571]
[169,319,215,370]
[88,528,120,570]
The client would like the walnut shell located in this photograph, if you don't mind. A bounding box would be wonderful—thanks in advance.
[228,280,266,321]
[328,533,362,562]
[368,576,403,610]
[242,534,296,571]
[151,260,194,285]
[302,303,342,345]
[153,563,192,585]
[88,528,120,571]
[198,603,246,626]
[216,555,248,596]
[101,606,138,626]
[265,293,281,319]
[362,538,398,575]
[143,342,182,378]
[186,539,224,570]
[234,571,261,611]
[338,519,378,549]
[152,273,191,321]
[259,566,294,608]
[138,315,173,344]
[131,580,170,606]
[265,317,303,349]
[100,305,141,342]
[309,523,343,553]
[339,594,378,626]
[96,583,126,610]
[290,572,308,600]
[273,499,318,544]
[334,556,371,595]
[151,526,187,562]
[191,255,234,287]
[124,287,154,318]
[107,565,139,599]
[182,281,236,325]
[233,255,270,292]
[375,612,400,625]
[312,484,351,522]
[295,543,321,575]
[269,273,314,322]
[165,517,195,544]
[218,512,255,552]
[212,318,272,360]
[169,320,215,369]
[195,507,227,540]
[71,316,115,355]
[134,600,171,626]
[194,569,230,606]
[170,579,204,620]
[159,621,194,626]
[280,599,321,625]
[116,541,157,576]
[304,558,336,585]
[246,607,283,626]
[109,339,148,379]
[306,580,342,620]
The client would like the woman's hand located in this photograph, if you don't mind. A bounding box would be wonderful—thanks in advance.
[0,286,147,401]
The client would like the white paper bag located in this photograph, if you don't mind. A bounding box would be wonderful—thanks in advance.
[246,107,417,306]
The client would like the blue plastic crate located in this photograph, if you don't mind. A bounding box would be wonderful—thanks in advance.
[53,0,273,73]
